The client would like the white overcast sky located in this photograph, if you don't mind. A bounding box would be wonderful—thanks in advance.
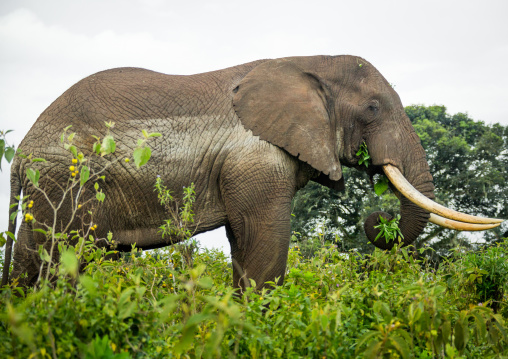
[1,0,507,253]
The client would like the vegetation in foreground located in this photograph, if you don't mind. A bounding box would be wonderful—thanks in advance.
[0,105,507,358]
[1,238,507,358]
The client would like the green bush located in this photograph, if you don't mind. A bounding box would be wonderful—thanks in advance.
[1,240,507,358]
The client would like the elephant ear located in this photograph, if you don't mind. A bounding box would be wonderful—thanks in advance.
[233,59,342,181]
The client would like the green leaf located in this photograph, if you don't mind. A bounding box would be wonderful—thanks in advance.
[68,145,78,158]
[100,135,115,156]
[80,275,98,296]
[40,247,51,262]
[142,129,149,138]
[390,335,410,359]
[454,320,468,351]
[96,191,106,202]
[374,175,389,196]
[60,248,78,278]
[4,146,15,163]
[373,301,392,322]
[26,168,40,187]
[31,158,46,163]
[117,288,136,319]
[80,165,90,186]
[5,231,16,241]
[93,142,101,155]
[118,301,137,320]
[148,132,162,138]
[133,146,151,168]
[356,330,380,351]
[67,132,76,142]
[472,311,487,340]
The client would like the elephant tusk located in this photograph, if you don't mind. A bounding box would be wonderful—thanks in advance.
[429,213,501,231]
[383,164,504,225]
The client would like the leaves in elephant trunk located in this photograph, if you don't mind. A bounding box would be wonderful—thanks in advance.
[374,215,404,244]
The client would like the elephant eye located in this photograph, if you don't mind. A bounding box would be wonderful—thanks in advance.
[367,101,380,115]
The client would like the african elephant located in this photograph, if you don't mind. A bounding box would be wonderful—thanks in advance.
[2,55,502,289]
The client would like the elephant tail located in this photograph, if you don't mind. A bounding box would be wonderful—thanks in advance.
[1,162,21,287]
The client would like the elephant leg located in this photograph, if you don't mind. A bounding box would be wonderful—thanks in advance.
[11,221,41,287]
[223,177,294,292]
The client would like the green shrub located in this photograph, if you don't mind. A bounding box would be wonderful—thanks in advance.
[1,240,507,358]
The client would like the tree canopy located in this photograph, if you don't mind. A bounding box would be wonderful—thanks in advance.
[291,105,508,256]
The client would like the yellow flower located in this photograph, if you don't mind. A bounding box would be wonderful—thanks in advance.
[71,172,76,177]
[78,204,82,209]
[69,166,75,171]
[72,158,78,164]
[28,203,33,208]
[125,158,130,163]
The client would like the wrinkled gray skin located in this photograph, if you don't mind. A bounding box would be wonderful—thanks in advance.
[3,56,434,290]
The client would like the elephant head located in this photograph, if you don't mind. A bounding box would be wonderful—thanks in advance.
[234,55,502,249]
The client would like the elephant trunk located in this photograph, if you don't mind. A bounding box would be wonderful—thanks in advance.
[364,130,502,250]
[364,137,434,250]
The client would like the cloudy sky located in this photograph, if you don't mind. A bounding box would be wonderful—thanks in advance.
[1,0,507,253]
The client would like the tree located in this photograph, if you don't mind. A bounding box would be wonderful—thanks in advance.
[291,105,508,257]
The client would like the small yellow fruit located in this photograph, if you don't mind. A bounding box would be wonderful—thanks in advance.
[72,158,78,164]
[69,166,75,171]
[78,204,82,209]
[124,158,130,163]
[28,203,33,208]
[71,172,76,177]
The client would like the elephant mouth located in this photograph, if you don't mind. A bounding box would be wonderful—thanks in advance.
[382,164,503,231]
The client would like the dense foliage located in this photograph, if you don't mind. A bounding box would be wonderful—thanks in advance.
[1,239,507,358]
[1,106,508,357]
[291,105,508,257]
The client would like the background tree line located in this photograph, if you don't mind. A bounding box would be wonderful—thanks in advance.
[291,105,508,257]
